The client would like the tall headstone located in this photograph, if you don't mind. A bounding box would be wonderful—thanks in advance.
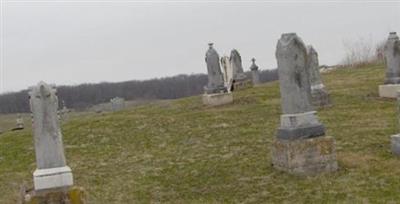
[379,32,400,98]
[229,49,252,90]
[271,33,337,175]
[220,56,234,91]
[249,58,260,85]
[29,82,73,190]
[204,43,227,94]
[307,45,331,107]
[202,43,232,106]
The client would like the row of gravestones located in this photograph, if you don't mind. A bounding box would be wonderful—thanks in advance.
[17,31,399,203]
[203,31,400,175]
[203,34,330,108]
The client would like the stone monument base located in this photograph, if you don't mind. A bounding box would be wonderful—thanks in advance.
[22,186,85,204]
[277,111,325,140]
[202,92,233,106]
[378,84,400,98]
[33,166,73,190]
[233,79,253,91]
[391,134,400,156]
[271,136,338,176]
[311,87,331,107]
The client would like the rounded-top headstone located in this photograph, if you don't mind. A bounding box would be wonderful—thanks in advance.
[384,31,400,84]
[276,33,313,114]
[205,43,225,93]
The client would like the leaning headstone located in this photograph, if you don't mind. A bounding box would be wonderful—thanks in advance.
[110,97,125,111]
[391,91,400,155]
[229,49,252,90]
[271,33,338,176]
[23,82,84,204]
[202,43,233,106]
[249,58,260,86]
[307,45,331,107]
[379,32,400,98]
[220,56,234,92]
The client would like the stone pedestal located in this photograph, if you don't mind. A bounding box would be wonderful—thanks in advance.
[33,166,73,190]
[379,84,400,98]
[311,84,331,107]
[22,186,85,204]
[391,134,400,156]
[277,111,325,140]
[202,92,233,106]
[271,136,338,176]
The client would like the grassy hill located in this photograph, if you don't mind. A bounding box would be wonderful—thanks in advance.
[1,64,400,203]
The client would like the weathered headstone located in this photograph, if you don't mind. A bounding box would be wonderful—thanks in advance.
[204,43,227,94]
[29,82,73,190]
[379,32,400,98]
[249,58,260,85]
[271,33,337,175]
[220,56,233,91]
[23,82,85,204]
[229,49,252,90]
[307,45,331,107]
[202,43,232,106]
[110,97,125,111]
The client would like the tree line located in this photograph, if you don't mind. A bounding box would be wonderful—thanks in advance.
[0,69,278,113]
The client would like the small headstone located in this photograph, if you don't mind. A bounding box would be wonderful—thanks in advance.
[220,56,234,91]
[271,33,337,175]
[29,82,73,190]
[204,43,227,94]
[110,97,125,111]
[379,32,400,98]
[59,100,70,122]
[306,45,331,107]
[249,58,260,85]
[229,49,252,90]
[11,114,24,131]
[384,32,400,84]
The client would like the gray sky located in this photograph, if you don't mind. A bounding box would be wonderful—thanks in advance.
[1,1,399,93]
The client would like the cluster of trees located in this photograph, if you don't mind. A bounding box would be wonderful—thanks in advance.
[0,69,278,113]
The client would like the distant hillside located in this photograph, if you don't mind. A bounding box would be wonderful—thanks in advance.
[3,64,400,203]
[0,69,278,114]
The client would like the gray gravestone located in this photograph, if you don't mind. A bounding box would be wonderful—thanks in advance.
[249,58,260,85]
[221,56,233,91]
[204,43,227,94]
[110,97,125,111]
[307,45,331,107]
[384,32,400,84]
[229,49,247,81]
[272,33,337,175]
[275,33,325,139]
[29,82,73,190]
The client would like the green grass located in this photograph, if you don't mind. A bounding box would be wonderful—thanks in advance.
[1,64,400,203]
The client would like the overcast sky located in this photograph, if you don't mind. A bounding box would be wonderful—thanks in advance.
[1,0,399,93]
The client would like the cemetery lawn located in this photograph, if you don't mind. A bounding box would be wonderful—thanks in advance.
[2,63,400,203]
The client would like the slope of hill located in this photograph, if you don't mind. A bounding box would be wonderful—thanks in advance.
[1,64,400,203]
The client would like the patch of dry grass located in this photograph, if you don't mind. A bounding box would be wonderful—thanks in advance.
[1,64,400,203]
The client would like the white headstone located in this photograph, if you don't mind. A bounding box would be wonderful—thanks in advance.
[29,82,73,190]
